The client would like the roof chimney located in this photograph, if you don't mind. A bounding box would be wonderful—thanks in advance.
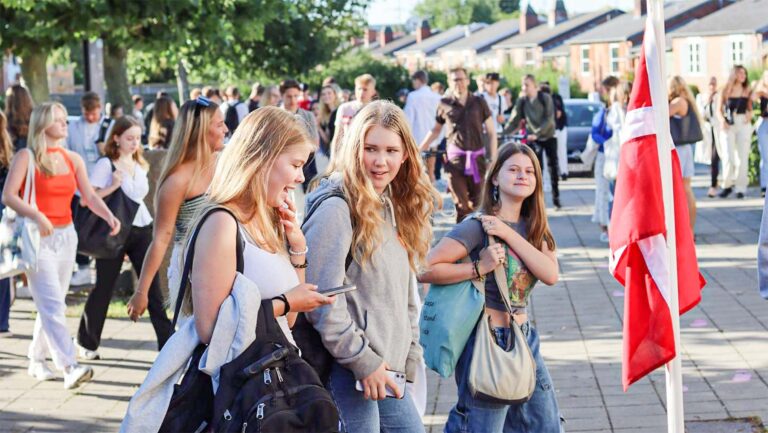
[364,28,376,48]
[379,26,393,47]
[464,25,472,38]
[634,0,647,18]
[548,0,568,27]
[416,20,431,44]
[519,1,539,34]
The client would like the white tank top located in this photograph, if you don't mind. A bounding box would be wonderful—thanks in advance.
[240,227,299,344]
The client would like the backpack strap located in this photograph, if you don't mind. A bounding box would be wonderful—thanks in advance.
[171,206,245,328]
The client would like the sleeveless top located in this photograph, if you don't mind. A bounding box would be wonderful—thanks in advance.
[239,227,298,344]
[727,97,749,114]
[174,194,206,242]
[27,147,78,226]
[760,97,767,118]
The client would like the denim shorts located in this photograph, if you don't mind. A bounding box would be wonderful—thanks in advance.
[444,322,565,433]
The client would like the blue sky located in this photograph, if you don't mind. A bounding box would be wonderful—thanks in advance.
[367,0,637,26]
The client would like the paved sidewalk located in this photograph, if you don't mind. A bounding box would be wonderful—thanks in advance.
[1,173,766,433]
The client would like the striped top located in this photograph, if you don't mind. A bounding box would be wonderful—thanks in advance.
[174,194,206,242]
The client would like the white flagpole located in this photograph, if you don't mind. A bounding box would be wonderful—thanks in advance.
[645,1,685,432]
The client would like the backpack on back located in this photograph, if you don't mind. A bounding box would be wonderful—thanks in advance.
[158,207,340,433]
[224,102,242,133]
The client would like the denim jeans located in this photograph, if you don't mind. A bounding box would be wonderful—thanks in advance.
[757,118,768,188]
[445,322,564,433]
[327,362,425,433]
[0,277,10,331]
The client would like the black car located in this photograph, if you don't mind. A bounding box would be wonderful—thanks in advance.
[563,99,603,173]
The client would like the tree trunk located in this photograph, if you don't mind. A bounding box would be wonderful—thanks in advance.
[20,46,50,103]
[176,59,189,104]
[102,40,132,111]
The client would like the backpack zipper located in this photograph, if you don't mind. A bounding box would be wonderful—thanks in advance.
[274,366,284,383]
[263,368,272,385]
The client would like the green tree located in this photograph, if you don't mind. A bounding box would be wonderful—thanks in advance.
[415,0,516,29]
[302,51,408,101]
[0,0,74,102]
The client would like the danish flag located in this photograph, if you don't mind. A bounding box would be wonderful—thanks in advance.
[608,18,705,391]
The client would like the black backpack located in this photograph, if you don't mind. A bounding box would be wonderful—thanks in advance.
[225,101,242,133]
[291,191,353,384]
[158,207,340,433]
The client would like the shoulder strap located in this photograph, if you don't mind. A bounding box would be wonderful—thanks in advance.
[487,235,514,315]
[301,190,353,270]
[23,148,36,208]
[171,206,245,328]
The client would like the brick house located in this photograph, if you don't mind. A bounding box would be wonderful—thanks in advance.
[492,8,623,72]
[566,0,721,92]
[394,23,487,72]
[670,0,768,91]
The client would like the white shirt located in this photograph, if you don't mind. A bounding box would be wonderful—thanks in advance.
[404,86,442,146]
[90,157,153,227]
[481,91,508,133]
[240,228,299,345]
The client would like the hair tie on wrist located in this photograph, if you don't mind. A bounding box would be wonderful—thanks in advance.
[289,245,308,256]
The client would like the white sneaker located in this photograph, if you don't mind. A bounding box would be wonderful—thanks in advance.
[74,338,101,360]
[63,363,93,389]
[600,232,610,243]
[28,361,56,381]
[70,267,94,286]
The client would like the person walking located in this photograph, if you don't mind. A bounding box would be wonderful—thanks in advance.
[0,112,14,337]
[247,82,263,113]
[2,102,120,388]
[419,67,497,222]
[304,101,439,433]
[148,95,177,150]
[127,97,228,322]
[75,116,173,358]
[220,86,249,134]
[4,84,34,150]
[591,76,619,242]
[754,71,768,197]
[316,84,341,174]
[718,65,754,199]
[669,76,703,234]
[404,70,442,183]
[332,74,377,155]
[420,142,563,433]
[540,82,569,181]
[603,81,631,218]
[697,76,723,198]
[505,74,560,209]
[280,79,320,194]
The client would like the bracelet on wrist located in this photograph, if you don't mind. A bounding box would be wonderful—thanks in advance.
[289,245,308,256]
[292,261,308,269]
[473,260,486,282]
[272,294,291,315]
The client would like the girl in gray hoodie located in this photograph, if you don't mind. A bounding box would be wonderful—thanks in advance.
[303,101,440,433]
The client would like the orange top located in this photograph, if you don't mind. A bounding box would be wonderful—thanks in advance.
[22,147,78,226]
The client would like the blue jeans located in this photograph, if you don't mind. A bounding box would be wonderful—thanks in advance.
[445,322,564,433]
[327,362,425,433]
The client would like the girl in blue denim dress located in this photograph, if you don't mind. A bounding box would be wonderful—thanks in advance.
[421,142,564,432]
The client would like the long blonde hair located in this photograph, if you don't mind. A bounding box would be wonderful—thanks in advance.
[0,112,13,168]
[157,99,219,196]
[177,107,315,315]
[318,84,341,125]
[668,76,701,120]
[27,102,67,176]
[324,100,440,271]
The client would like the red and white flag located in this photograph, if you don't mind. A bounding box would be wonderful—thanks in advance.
[609,15,705,392]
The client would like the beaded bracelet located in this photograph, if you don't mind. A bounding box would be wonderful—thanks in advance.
[292,261,309,269]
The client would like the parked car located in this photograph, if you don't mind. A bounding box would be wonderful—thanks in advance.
[563,98,603,174]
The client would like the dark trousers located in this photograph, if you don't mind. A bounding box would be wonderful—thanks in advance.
[77,225,172,351]
[710,129,720,188]
[435,139,446,181]
[533,138,560,201]
[70,196,90,267]
[0,277,10,331]
[446,156,487,223]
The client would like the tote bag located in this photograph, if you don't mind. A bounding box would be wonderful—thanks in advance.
[0,149,40,278]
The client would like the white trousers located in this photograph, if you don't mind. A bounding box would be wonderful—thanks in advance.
[27,225,78,370]
[720,115,752,193]
[556,127,568,176]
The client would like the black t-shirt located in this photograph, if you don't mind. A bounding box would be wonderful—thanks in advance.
[248,99,260,113]
[445,216,537,312]
[552,93,567,130]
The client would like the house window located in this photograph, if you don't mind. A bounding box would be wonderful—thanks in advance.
[609,44,620,74]
[685,38,703,75]
[731,39,745,65]
[580,45,590,75]
[525,48,535,67]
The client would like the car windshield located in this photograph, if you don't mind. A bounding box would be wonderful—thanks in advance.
[565,103,601,127]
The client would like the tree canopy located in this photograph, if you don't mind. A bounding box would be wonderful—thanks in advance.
[414,0,519,29]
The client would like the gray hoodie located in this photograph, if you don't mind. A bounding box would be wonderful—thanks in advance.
[303,174,422,381]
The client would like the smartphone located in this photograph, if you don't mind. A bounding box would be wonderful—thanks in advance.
[355,370,406,399]
[318,284,357,297]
